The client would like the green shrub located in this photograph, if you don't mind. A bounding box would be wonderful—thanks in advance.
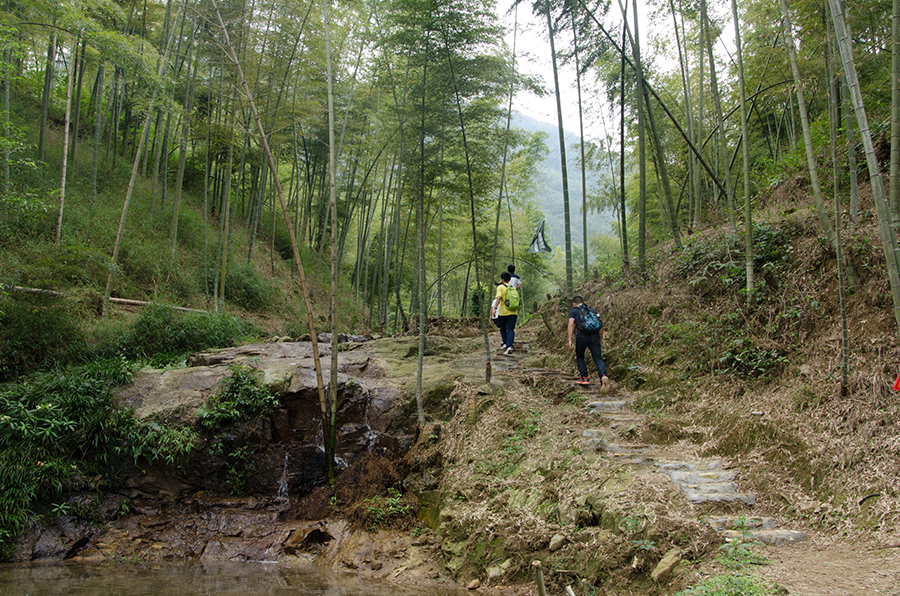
[0,357,196,559]
[0,296,85,381]
[196,363,277,430]
[225,260,273,311]
[361,488,411,530]
[674,574,778,596]
[118,303,251,360]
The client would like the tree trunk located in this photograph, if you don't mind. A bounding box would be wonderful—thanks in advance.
[443,24,492,384]
[546,0,574,296]
[324,0,340,486]
[619,21,629,268]
[825,4,850,394]
[572,7,589,278]
[631,0,648,271]
[171,25,198,257]
[732,0,754,296]
[210,0,328,482]
[91,62,105,203]
[829,0,900,333]
[56,36,77,247]
[780,0,857,290]
[892,0,900,218]
[38,35,56,162]
[702,0,737,237]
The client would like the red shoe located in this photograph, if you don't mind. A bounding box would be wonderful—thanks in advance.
[575,376,590,385]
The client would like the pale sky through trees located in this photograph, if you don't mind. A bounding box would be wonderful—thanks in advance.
[500,0,734,141]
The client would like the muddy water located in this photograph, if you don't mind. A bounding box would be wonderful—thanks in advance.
[0,561,468,595]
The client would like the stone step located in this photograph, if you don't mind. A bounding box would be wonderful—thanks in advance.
[586,400,629,413]
[705,516,775,531]
[659,461,757,506]
[722,528,807,545]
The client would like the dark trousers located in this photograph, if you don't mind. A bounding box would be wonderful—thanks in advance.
[575,332,606,378]
[496,314,517,347]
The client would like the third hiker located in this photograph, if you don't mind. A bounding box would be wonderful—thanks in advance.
[567,295,609,390]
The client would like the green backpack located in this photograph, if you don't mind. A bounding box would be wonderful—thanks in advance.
[504,285,520,310]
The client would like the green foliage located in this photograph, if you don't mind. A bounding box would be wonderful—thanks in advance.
[116,303,251,361]
[224,445,253,495]
[0,296,86,381]
[674,574,779,596]
[717,518,769,569]
[717,338,787,380]
[225,260,274,311]
[675,222,799,298]
[0,357,195,558]
[362,487,411,530]
[565,391,586,405]
[196,363,277,430]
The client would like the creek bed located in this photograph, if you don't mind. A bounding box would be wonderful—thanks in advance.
[0,560,469,595]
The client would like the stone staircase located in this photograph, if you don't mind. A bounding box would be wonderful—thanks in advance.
[492,339,806,547]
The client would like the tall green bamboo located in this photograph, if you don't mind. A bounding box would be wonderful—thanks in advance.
[892,0,900,218]
[209,0,330,481]
[829,0,900,334]
[324,0,340,485]
[731,0,753,295]
[545,0,573,297]
[779,0,857,291]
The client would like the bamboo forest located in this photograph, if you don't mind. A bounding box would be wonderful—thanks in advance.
[2,0,900,594]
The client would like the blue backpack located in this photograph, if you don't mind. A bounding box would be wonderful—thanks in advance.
[577,305,602,332]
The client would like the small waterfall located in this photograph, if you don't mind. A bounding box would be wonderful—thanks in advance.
[362,388,378,452]
[275,453,290,506]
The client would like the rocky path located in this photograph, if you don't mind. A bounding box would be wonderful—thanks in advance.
[491,338,807,549]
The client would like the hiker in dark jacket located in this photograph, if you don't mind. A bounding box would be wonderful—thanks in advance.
[567,295,609,390]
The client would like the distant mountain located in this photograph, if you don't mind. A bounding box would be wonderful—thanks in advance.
[510,112,617,251]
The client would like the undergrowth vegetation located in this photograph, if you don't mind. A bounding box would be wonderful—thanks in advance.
[0,357,196,558]
[0,298,254,380]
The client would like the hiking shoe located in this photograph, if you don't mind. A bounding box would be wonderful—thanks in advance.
[575,376,590,386]
[504,346,513,355]
[600,375,610,394]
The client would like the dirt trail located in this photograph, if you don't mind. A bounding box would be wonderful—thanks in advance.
[479,325,900,595]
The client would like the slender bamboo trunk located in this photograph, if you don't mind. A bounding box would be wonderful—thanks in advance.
[829,0,900,333]
[38,35,56,162]
[572,8,589,278]
[732,0,753,295]
[69,39,86,167]
[210,0,328,476]
[781,0,857,289]
[91,62,104,203]
[619,21,628,268]
[825,4,850,394]
[631,0,647,270]
[546,0,574,295]
[892,0,900,217]
[56,36,77,247]
[443,24,492,383]
[324,0,340,486]
[171,25,198,256]
[702,0,737,237]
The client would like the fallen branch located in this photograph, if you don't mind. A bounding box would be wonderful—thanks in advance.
[3,285,66,297]
[4,285,206,314]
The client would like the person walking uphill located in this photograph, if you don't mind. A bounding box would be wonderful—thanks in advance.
[491,272,520,355]
[567,296,609,391]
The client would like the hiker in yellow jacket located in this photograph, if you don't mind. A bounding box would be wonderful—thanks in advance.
[490,271,519,355]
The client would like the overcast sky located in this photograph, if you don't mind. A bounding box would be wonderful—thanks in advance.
[497,0,647,144]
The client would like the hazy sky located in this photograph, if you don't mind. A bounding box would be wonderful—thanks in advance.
[497,0,650,143]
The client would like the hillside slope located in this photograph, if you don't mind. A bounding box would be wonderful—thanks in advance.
[399,176,900,595]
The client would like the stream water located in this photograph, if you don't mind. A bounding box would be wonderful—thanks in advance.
[0,560,469,595]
